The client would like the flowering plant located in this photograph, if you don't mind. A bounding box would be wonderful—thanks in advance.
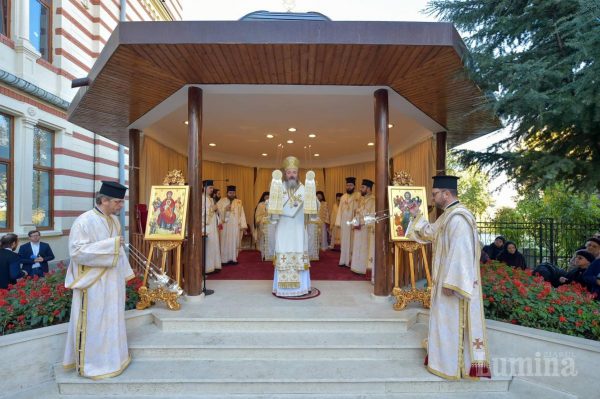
[0,263,144,336]
[481,261,600,340]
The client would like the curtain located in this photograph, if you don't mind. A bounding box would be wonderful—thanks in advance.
[139,137,188,204]
[324,161,375,206]
[392,137,435,218]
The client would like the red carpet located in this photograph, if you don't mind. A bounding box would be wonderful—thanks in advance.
[208,250,368,281]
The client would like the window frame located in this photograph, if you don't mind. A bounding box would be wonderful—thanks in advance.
[32,124,54,230]
[0,111,14,232]
[29,0,52,62]
[0,0,10,39]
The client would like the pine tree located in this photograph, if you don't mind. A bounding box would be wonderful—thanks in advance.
[428,0,600,192]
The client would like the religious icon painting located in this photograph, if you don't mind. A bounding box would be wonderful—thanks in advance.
[145,185,190,241]
[387,186,429,241]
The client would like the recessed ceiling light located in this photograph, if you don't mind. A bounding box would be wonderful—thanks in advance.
[266,134,274,138]
[288,127,296,132]
[308,134,316,138]
[367,142,375,146]
[184,121,188,125]
[287,140,294,144]
[209,143,216,147]
[314,153,320,157]
[261,153,268,156]
[388,124,394,128]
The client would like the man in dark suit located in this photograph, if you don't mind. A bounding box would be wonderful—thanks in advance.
[1,233,27,289]
[18,230,55,277]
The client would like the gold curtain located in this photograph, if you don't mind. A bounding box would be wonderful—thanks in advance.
[139,137,188,204]
[324,161,375,206]
[392,137,435,208]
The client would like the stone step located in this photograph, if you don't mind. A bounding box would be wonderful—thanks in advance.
[55,359,510,396]
[128,323,428,360]
[153,314,416,333]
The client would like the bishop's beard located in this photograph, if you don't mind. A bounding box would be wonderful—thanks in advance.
[285,178,299,190]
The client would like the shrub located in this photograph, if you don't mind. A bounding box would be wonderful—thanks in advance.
[481,261,600,341]
[0,264,143,336]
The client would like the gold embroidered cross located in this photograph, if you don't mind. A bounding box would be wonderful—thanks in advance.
[473,338,484,349]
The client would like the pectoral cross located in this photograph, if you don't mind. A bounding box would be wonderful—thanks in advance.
[473,338,484,350]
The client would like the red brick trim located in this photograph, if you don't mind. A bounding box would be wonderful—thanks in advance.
[55,189,130,200]
[55,48,92,73]
[55,147,120,167]
[0,85,67,118]
[57,7,107,44]
[55,28,100,58]
[35,58,78,81]
[54,168,127,184]
[0,34,15,49]
[68,0,113,32]
[90,0,121,25]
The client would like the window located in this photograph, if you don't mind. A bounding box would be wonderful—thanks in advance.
[32,125,53,228]
[29,0,51,60]
[0,113,12,231]
[0,0,9,37]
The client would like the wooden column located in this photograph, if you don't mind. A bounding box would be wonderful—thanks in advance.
[435,131,447,218]
[185,87,203,296]
[374,89,391,296]
[128,129,141,244]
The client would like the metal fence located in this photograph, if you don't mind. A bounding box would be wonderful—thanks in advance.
[477,218,600,269]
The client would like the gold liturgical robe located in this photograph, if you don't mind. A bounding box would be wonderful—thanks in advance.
[217,197,247,263]
[407,202,491,380]
[203,193,222,272]
[350,194,375,275]
[63,208,134,379]
[329,201,340,248]
[335,191,361,266]
[318,201,330,250]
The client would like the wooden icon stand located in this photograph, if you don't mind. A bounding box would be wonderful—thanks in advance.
[392,241,432,311]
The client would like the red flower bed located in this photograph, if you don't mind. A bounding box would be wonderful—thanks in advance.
[482,261,600,340]
[0,264,143,336]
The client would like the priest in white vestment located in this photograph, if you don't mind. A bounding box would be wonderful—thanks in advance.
[407,175,491,380]
[217,186,248,264]
[268,156,319,297]
[317,191,330,250]
[202,180,222,273]
[254,192,273,261]
[335,177,361,266]
[350,179,376,275]
[328,193,342,249]
[63,181,135,379]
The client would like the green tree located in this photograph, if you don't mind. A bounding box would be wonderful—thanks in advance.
[447,153,494,217]
[427,0,600,192]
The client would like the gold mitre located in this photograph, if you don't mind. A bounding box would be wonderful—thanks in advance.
[282,156,300,170]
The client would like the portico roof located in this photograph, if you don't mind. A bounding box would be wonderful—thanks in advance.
[68,20,499,149]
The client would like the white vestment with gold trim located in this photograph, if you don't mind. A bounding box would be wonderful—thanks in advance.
[350,194,376,275]
[203,194,222,272]
[63,208,134,379]
[329,201,340,248]
[407,203,491,380]
[335,191,361,266]
[217,198,247,263]
[271,183,312,297]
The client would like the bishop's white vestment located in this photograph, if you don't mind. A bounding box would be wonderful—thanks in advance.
[407,202,491,380]
[63,208,134,379]
[217,197,247,263]
[203,193,222,273]
[335,191,361,266]
[271,183,315,297]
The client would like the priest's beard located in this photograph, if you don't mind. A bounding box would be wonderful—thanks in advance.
[346,188,354,194]
[285,178,299,190]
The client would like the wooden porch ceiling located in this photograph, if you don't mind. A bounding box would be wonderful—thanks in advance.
[68,21,500,148]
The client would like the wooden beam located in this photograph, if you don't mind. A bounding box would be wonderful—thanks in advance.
[374,89,391,296]
[185,87,203,296]
[128,129,141,243]
[435,131,447,218]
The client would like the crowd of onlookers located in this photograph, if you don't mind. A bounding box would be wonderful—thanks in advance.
[0,230,55,289]
[482,233,600,301]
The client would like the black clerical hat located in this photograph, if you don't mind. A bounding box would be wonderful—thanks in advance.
[362,179,374,188]
[203,179,214,187]
[99,180,127,199]
[227,185,236,192]
[432,175,459,190]
[345,177,356,184]
[335,192,343,198]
